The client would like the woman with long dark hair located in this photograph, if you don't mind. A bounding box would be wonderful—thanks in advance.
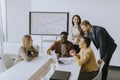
[71,15,84,53]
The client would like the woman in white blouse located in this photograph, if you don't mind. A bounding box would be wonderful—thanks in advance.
[71,15,84,53]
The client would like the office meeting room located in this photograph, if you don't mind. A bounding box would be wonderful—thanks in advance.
[0,0,120,80]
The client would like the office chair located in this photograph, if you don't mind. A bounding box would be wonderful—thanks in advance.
[92,61,105,80]
[2,54,14,69]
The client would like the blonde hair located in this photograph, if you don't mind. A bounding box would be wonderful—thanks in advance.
[23,35,32,51]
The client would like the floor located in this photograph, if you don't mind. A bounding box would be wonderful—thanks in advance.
[107,66,120,80]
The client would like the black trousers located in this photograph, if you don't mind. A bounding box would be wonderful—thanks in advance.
[102,54,112,80]
[78,70,98,80]
[102,45,117,80]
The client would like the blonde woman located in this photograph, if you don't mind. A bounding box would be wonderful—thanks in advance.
[15,35,39,64]
[71,15,84,53]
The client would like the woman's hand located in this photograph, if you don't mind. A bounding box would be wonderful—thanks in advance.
[32,52,39,57]
[47,50,51,55]
[70,50,76,56]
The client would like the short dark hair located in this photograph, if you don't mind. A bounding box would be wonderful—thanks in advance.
[61,31,68,36]
[83,37,91,47]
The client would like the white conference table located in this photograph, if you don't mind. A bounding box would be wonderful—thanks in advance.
[44,57,81,80]
[0,55,53,80]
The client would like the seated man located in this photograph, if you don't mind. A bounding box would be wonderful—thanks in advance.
[47,31,73,58]
[70,37,98,80]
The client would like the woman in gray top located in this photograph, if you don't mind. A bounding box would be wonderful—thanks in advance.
[15,35,39,64]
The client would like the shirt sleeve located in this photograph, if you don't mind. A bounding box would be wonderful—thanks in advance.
[19,47,33,62]
[31,46,39,57]
[74,51,90,66]
[98,31,106,59]
[48,41,56,51]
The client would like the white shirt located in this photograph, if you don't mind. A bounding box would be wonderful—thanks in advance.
[71,25,81,44]
[61,44,66,55]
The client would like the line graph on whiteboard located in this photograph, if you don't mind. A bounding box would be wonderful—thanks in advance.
[29,12,69,35]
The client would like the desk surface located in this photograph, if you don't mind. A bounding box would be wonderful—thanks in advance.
[0,55,53,80]
[45,57,81,80]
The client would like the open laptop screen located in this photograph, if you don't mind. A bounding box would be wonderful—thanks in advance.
[51,51,74,65]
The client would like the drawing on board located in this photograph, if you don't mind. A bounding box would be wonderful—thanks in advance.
[29,12,69,35]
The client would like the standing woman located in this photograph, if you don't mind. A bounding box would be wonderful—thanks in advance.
[14,35,39,64]
[71,15,84,53]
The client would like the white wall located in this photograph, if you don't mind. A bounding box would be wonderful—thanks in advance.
[6,0,120,66]
[30,0,120,66]
[6,0,30,43]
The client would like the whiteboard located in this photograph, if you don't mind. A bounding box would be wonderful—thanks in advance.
[29,12,69,35]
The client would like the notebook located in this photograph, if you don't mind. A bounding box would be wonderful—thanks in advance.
[50,70,71,80]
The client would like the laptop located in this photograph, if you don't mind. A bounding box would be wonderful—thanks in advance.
[51,51,74,65]
[50,70,71,80]
[51,51,64,65]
